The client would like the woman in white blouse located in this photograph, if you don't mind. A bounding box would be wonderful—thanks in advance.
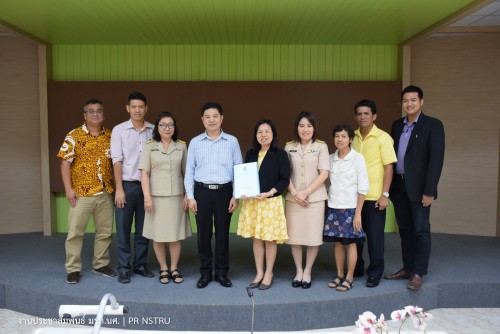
[324,124,369,292]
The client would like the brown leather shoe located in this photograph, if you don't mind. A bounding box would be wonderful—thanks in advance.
[66,272,80,284]
[93,265,117,277]
[408,273,423,290]
[384,268,412,280]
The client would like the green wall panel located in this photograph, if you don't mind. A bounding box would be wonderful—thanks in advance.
[52,44,398,81]
[56,192,239,234]
[55,192,395,234]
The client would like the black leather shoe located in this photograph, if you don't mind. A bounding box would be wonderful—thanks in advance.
[214,274,232,287]
[118,272,130,284]
[133,266,154,278]
[292,279,302,288]
[366,276,380,288]
[354,268,364,277]
[301,281,312,289]
[197,274,212,288]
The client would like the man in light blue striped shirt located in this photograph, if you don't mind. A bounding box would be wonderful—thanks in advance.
[184,102,243,288]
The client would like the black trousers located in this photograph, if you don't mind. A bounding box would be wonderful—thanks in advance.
[355,200,386,279]
[391,176,431,276]
[194,184,233,275]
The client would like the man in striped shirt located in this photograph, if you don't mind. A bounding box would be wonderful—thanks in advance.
[185,102,243,288]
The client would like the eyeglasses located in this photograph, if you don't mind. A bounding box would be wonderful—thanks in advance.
[159,123,175,130]
[85,109,104,115]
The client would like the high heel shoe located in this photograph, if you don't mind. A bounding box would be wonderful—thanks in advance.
[249,279,263,289]
[301,280,312,289]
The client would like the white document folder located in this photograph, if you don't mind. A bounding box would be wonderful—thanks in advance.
[233,162,261,199]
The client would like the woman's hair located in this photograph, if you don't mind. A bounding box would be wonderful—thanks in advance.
[152,112,179,142]
[250,119,279,154]
[332,124,355,146]
[294,111,317,142]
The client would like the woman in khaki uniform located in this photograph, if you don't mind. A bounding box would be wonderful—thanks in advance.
[140,112,192,284]
[285,111,329,289]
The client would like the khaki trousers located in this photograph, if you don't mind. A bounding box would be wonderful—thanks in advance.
[65,192,114,273]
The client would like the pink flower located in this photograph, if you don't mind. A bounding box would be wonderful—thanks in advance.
[356,306,432,333]
[423,311,433,319]
[390,309,406,321]
[376,313,388,332]
[355,311,379,333]
[404,305,423,317]
[412,316,428,331]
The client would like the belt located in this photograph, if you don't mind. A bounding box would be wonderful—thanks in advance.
[195,182,232,190]
[123,180,141,184]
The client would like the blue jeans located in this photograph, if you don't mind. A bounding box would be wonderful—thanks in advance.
[115,181,149,274]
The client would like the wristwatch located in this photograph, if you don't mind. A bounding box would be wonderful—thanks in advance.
[382,192,390,198]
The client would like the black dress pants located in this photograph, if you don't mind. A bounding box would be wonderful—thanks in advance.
[194,184,233,275]
[391,176,431,276]
[355,200,386,280]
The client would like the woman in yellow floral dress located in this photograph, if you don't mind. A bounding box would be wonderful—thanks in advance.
[237,119,290,290]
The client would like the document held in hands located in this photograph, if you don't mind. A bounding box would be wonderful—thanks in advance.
[233,162,261,199]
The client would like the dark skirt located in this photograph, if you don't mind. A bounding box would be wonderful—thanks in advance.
[323,207,366,245]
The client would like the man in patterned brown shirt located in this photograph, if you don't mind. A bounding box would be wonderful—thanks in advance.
[58,98,116,284]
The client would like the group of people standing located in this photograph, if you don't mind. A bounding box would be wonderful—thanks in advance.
[58,85,444,293]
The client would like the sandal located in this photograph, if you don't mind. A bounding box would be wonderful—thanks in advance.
[170,269,184,284]
[328,275,344,289]
[159,270,170,284]
[336,278,353,292]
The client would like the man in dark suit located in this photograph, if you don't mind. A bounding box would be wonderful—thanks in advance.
[384,85,445,290]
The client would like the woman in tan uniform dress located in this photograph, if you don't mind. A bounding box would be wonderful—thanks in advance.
[140,112,192,284]
[285,111,329,289]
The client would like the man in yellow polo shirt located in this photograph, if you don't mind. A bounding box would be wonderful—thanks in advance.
[58,98,116,284]
[351,99,397,288]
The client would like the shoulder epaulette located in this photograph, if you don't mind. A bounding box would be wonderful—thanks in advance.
[177,139,186,144]
[146,139,155,144]
[315,139,325,143]
[286,140,296,145]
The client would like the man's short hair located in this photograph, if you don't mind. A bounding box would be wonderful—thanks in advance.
[83,98,103,111]
[402,85,423,99]
[128,92,147,105]
[201,102,223,116]
[354,99,377,115]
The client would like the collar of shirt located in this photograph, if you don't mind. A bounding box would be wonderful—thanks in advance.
[82,123,106,135]
[355,124,381,140]
[201,129,228,142]
[156,140,181,154]
[333,147,356,161]
[125,119,154,132]
[404,111,422,125]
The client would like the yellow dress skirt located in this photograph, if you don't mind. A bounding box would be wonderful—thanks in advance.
[237,196,288,244]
